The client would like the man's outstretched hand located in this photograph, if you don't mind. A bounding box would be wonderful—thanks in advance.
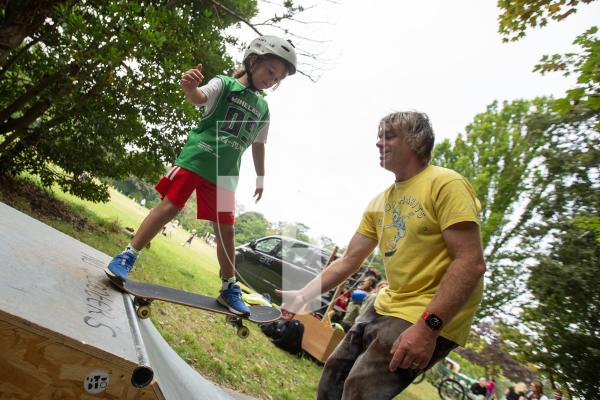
[275,289,307,320]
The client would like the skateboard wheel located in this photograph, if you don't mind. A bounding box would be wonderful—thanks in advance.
[137,305,151,319]
[237,326,250,339]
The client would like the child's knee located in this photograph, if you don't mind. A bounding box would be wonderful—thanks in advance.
[159,198,180,214]
[213,223,234,240]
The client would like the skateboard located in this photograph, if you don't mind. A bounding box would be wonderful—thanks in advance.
[105,272,281,338]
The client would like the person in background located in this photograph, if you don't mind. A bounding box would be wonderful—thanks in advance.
[486,375,496,398]
[182,229,197,247]
[514,382,528,400]
[356,279,388,322]
[470,377,488,400]
[526,381,548,400]
[358,276,378,293]
[339,290,368,331]
[505,386,520,400]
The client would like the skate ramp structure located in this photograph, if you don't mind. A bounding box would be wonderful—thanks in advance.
[0,202,234,399]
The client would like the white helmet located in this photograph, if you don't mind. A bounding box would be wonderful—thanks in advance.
[243,35,297,75]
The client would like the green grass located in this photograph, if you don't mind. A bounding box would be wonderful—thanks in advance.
[0,175,439,400]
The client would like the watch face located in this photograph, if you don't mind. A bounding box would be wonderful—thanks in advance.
[427,314,443,330]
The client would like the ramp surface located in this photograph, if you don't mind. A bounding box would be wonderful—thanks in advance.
[0,202,237,399]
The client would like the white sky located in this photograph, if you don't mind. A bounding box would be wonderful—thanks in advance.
[230,0,600,247]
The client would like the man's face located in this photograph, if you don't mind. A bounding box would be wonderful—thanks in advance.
[376,126,413,173]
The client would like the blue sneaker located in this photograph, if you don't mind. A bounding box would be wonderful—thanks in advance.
[218,284,250,316]
[107,250,137,280]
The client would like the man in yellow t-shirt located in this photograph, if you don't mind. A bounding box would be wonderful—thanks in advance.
[277,111,486,400]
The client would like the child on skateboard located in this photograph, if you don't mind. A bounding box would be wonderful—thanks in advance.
[107,36,297,316]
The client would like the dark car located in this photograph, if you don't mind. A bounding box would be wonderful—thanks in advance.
[235,236,365,312]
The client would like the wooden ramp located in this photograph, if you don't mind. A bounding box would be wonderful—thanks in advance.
[0,202,162,399]
[0,202,240,399]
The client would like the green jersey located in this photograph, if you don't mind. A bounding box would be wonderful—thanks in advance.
[175,75,270,191]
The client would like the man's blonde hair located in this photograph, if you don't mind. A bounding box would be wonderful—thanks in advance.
[379,111,435,163]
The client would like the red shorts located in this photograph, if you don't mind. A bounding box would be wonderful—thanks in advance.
[155,166,235,225]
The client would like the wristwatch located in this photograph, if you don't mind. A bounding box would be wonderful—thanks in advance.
[422,311,443,331]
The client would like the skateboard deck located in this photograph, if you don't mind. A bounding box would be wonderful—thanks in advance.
[106,272,280,338]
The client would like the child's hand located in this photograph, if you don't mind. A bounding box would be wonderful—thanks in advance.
[180,64,204,92]
[253,188,263,203]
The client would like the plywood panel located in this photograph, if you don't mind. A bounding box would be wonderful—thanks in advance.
[0,319,161,399]
[295,313,345,363]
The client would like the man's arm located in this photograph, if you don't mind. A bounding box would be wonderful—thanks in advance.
[389,221,485,371]
[424,221,486,325]
[252,142,265,202]
[277,232,378,316]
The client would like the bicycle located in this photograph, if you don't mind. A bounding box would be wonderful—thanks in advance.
[411,358,468,400]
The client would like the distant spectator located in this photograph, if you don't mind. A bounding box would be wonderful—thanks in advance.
[358,276,377,292]
[486,375,496,398]
[526,381,548,400]
[552,388,563,400]
[364,266,381,281]
[469,377,488,400]
[339,290,368,331]
[140,198,146,208]
[505,386,520,400]
[182,230,197,247]
[356,279,388,322]
[514,382,528,400]
[160,225,167,236]
[169,219,179,238]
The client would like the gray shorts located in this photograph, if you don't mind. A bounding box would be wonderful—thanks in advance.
[317,305,457,400]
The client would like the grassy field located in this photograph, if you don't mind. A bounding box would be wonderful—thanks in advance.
[0,175,440,400]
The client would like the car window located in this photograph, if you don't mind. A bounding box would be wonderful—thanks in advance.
[307,250,338,271]
[281,240,313,265]
[255,238,280,254]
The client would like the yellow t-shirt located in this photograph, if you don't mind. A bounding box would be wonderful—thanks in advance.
[357,165,484,346]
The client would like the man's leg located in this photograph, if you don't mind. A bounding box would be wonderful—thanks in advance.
[339,309,457,400]
[317,307,376,400]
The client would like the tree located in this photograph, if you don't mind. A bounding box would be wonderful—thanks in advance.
[0,0,319,202]
[105,175,160,206]
[0,0,75,65]
[235,211,269,246]
[432,98,558,314]
[0,0,257,201]
[534,26,600,118]
[497,0,597,42]
[498,0,599,120]
[316,235,336,251]
[498,220,600,399]
[269,220,310,242]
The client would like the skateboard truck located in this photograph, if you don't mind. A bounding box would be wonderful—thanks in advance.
[225,315,250,339]
[133,297,153,319]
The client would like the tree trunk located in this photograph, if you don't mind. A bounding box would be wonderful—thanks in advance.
[0,0,74,67]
